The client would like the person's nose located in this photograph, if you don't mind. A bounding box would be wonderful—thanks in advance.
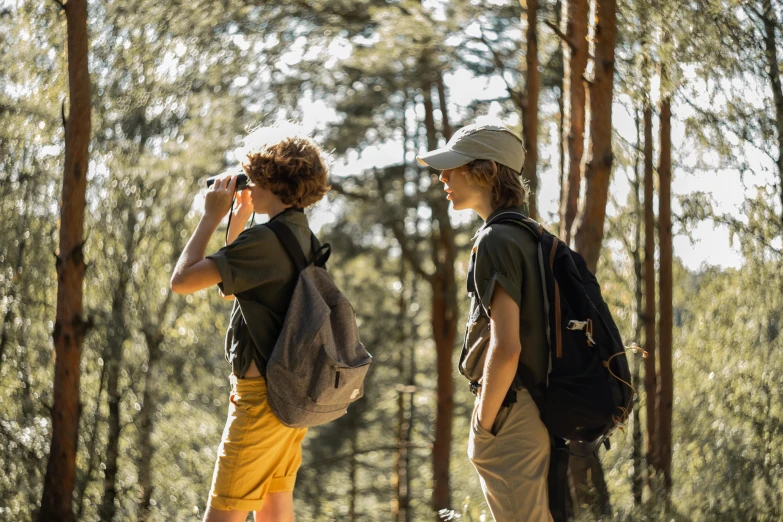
[439,170,448,183]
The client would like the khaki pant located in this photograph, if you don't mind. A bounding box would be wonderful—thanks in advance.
[468,388,553,522]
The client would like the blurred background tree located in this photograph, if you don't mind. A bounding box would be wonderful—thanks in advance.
[1,0,782,520]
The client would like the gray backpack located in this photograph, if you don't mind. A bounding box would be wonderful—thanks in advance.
[258,220,371,428]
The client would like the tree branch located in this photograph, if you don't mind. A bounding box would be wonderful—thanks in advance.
[390,220,434,283]
[543,19,596,62]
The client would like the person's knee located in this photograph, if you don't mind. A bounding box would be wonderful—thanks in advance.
[203,506,249,522]
[255,491,294,522]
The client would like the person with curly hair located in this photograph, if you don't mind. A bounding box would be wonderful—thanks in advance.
[170,125,330,522]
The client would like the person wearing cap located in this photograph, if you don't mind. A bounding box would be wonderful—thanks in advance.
[418,123,553,522]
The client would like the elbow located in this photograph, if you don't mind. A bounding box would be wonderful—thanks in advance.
[170,274,186,294]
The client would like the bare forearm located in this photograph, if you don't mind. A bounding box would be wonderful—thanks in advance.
[227,211,252,245]
[478,340,521,427]
[172,214,221,280]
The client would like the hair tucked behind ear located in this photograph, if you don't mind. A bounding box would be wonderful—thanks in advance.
[243,136,331,208]
[465,159,529,209]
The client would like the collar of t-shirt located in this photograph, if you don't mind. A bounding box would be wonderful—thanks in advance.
[472,205,529,240]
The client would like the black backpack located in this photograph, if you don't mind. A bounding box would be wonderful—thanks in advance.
[463,211,634,444]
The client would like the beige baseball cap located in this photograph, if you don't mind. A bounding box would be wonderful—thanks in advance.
[416,123,526,172]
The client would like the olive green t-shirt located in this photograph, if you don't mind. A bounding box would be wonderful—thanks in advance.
[466,206,549,391]
[206,208,313,378]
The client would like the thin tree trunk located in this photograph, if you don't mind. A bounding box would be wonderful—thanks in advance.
[405,280,417,522]
[39,0,92,519]
[0,181,31,370]
[556,0,566,228]
[99,206,138,522]
[350,432,358,522]
[761,0,783,229]
[137,328,163,519]
[76,356,108,521]
[631,109,644,506]
[423,80,458,517]
[392,260,408,522]
[435,73,452,143]
[573,0,618,273]
[523,0,540,219]
[657,61,673,493]
[393,387,406,522]
[643,88,658,480]
[560,0,588,243]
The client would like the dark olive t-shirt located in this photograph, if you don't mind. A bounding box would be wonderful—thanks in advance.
[206,208,313,378]
[466,206,549,390]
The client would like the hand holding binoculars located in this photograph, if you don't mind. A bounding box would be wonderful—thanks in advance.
[206,173,249,191]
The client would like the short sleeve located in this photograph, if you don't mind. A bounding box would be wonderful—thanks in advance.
[206,226,285,296]
[473,227,524,316]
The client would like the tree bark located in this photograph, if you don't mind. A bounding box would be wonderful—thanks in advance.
[643,90,658,479]
[556,0,566,228]
[760,0,783,228]
[560,0,588,243]
[0,180,30,371]
[435,74,452,143]
[39,0,92,520]
[423,78,458,517]
[523,0,540,220]
[657,64,673,493]
[137,327,164,519]
[76,356,108,521]
[99,205,138,522]
[631,109,644,506]
[573,0,618,273]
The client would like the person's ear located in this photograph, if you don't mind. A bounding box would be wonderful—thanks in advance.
[490,160,498,178]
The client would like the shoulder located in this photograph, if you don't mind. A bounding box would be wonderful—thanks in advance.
[475,223,524,255]
[236,223,276,244]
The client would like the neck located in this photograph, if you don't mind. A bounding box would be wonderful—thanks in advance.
[267,200,293,219]
[474,196,495,221]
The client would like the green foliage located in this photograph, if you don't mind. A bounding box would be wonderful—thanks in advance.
[2,0,783,520]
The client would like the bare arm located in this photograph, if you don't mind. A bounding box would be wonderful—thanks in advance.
[217,189,255,300]
[170,176,240,295]
[476,283,521,431]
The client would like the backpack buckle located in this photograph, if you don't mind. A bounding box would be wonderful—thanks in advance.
[567,319,596,346]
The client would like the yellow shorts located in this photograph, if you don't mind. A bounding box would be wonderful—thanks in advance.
[207,375,308,512]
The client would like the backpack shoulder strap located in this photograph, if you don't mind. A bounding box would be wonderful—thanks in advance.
[485,211,544,241]
[266,220,308,272]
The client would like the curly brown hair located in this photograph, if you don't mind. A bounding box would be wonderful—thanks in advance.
[242,136,331,208]
[464,159,529,210]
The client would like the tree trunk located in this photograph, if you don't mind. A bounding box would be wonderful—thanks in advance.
[573,0,618,273]
[631,109,644,506]
[560,0,588,243]
[556,0,566,228]
[0,180,33,372]
[138,328,164,520]
[643,93,658,480]
[423,78,458,517]
[523,0,540,220]
[435,74,452,143]
[39,0,92,520]
[100,206,138,522]
[350,432,358,522]
[76,356,108,521]
[760,0,783,228]
[657,65,673,493]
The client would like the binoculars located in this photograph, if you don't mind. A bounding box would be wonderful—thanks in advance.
[206,173,249,191]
